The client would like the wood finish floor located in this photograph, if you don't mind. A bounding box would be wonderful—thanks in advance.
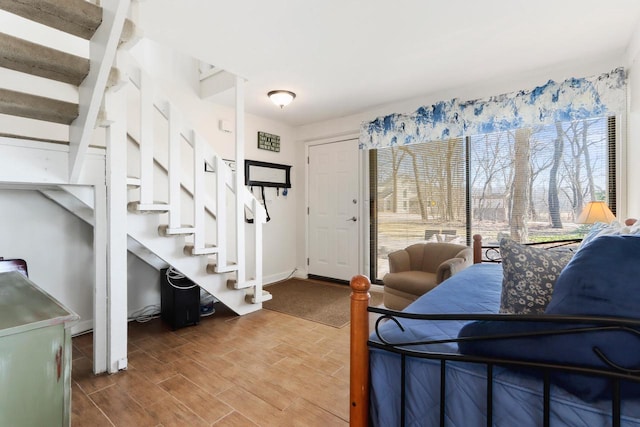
[71,304,351,426]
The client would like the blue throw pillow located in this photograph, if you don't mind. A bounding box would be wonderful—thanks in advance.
[458,235,640,401]
[546,235,640,317]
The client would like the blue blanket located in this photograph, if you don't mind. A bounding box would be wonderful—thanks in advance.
[369,263,640,426]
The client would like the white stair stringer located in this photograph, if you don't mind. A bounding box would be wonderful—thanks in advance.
[127,210,262,316]
[38,186,168,271]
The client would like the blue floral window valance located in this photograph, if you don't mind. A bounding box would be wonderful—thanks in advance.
[359,67,626,149]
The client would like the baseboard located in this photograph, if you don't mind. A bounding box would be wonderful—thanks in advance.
[307,274,349,285]
[263,269,303,284]
[71,319,94,336]
[71,304,162,337]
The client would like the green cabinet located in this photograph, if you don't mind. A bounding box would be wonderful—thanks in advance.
[0,271,79,427]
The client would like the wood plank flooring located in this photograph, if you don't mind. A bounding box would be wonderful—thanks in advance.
[71,304,351,426]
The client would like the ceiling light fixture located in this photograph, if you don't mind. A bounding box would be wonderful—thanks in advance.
[268,90,296,109]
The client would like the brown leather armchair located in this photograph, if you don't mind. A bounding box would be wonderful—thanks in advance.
[383,242,473,310]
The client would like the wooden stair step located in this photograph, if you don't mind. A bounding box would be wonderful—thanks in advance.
[0,132,67,145]
[226,277,255,290]
[0,32,88,85]
[0,0,103,40]
[126,177,141,188]
[127,201,170,214]
[0,88,77,124]
[119,18,141,49]
[183,243,218,256]
[245,289,272,304]
[207,262,238,274]
[157,224,195,236]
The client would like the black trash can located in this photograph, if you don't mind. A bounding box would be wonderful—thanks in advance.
[160,267,200,330]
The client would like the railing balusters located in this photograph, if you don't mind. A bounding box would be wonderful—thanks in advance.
[167,103,181,230]
[192,132,206,250]
[121,53,267,306]
[138,72,154,205]
[252,196,263,296]
[215,155,227,266]
[234,76,246,286]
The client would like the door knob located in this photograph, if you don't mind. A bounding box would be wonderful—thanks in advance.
[347,216,357,222]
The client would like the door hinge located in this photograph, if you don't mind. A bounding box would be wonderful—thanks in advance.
[307,156,309,164]
[307,258,309,266]
[307,206,309,215]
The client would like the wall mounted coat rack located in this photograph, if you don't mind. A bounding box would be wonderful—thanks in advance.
[244,160,292,188]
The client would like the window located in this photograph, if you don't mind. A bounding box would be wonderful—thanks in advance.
[470,116,615,244]
[370,138,467,280]
[370,117,616,281]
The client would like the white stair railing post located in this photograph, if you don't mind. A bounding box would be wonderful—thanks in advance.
[104,85,128,373]
[193,132,206,250]
[234,76,246,285]
[167,103,181,230]
[253,197,263,301]
[138,73,154,205]
[92,181,108,374]
[215,155,227,267]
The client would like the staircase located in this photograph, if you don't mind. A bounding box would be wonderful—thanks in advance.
[114,49,272,309]
[0,0,270,373]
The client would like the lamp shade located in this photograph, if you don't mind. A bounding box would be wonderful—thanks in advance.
[576,201,615,224]
[268,90,296,108]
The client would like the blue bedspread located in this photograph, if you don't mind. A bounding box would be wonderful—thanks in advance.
[369,263,640,426]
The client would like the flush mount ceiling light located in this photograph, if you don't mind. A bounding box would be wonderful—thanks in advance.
[268,90,296,109]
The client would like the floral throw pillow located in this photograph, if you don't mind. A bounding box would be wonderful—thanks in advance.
[499,238,573,314]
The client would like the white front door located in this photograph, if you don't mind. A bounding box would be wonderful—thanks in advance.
[308,139,359,281]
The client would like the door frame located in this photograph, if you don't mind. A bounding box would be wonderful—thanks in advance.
[305,134,370,281]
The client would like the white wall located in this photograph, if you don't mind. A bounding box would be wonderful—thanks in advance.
[0,190,94,332]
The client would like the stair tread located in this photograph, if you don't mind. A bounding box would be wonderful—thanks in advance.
[184,244,219,256]
[0,32,89,85]
[245,289,272,304]
[208,262,238,274]
[128,201,170,214]
[0,0,103,40]
[0,88,78,124]
[119,18,141,49]
[184,243,217,248]
[158,225,195,236]
[0,132,68,145]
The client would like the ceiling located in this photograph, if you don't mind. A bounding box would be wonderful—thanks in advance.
[137,0,640,128]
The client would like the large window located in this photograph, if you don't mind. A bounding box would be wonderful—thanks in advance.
[370,117,616,281]
[371,138,468,280]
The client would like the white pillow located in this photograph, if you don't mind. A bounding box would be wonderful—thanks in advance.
[579,220,640,250]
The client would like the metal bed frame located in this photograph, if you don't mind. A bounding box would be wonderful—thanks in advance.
[349,235,640,427]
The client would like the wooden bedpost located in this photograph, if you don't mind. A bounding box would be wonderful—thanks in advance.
[350,274,370,427]
[473,234,483,264]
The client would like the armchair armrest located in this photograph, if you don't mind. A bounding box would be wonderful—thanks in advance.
[435,248,473,283]
[436,257,466,283]
[388,249,411,273]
